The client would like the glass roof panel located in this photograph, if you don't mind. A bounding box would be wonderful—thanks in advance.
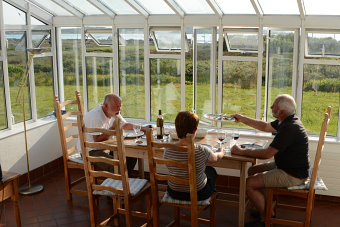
[216,0,256,14]
[100,0,138,15]
[31,0,73,16]
[63,0,103,15]
[3,1,26,25]
[31,16,46,25]
[258,0,299,15]
[137,0,175,14]
[304,0,340,15]
[174,0,214,14]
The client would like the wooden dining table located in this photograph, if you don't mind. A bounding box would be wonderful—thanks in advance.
[118,132,268,227]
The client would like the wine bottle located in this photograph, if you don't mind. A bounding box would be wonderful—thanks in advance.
[157,110,164,139]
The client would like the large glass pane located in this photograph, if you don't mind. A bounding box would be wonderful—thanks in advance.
[216,0,256,14]
[3,1,26,25]
[222,61,258,128]
[150,59,181,122]
[34,57,54,118]
[137,0,175,14]
[302,64,339,136]
[86,57,113,110]
[32,30,51,51]
[31,16,46,26]
[175,0,214,14]
[266,30,295,121]
[32,0,72,16]
[85,27,112,53]
[304,0,340,15]
[307,32,340,57]
[6,31,30,123]
[119,28,145,119]
[100,0,138,15]
[63,0,103,15]
[258,0,299,14]
[0,63,6,129]
[61,27,82,110]
[194,29,213,121]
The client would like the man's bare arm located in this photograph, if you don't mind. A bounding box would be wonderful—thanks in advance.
[232,114,276,133]
[231,145,278,159]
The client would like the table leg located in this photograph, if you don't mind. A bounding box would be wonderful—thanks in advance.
[238,162,247,227]
[12,180,22,227]
[138,158,145,178]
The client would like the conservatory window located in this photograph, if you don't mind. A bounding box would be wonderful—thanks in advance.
[302,64,339,136]
[0,63,6,130]
[99,0,139,15]
[85,27,113,53]
[137,0,175,14]
[63,0,103,15]
[61,27,83,110]
[32,30,51,51]
[224,28,258,54]
[3,1,26,25]
[258,0,299,15]
[118,28,145,119]
[30,0,73,16]
[306,31,340,58]
[6,31,30,124]
[34,56,54,118]
[174,0,214,14]
[150,27,188,53]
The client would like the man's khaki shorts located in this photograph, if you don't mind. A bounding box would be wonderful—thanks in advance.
[261,162,306,188]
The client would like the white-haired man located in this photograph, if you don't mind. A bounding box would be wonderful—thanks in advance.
[77,94,148,174]
[231,94,309,227]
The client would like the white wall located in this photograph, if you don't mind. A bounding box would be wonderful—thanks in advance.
[0,119,62,174]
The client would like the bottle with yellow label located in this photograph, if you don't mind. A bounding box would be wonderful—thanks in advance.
[156,110,164,139]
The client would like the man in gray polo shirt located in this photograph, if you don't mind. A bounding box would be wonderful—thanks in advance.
[231,94,309,227]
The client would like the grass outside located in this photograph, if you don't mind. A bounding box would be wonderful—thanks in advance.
[0,83,338,136]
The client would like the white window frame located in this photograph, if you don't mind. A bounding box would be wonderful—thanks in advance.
[223,28,259,54]
[305,29,340,59]
[150,26,189,53]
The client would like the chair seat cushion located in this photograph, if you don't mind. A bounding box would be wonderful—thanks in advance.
[93,178,148,196]
[161,191,211,205]
[68,151,83,164]
[287,168,328,190]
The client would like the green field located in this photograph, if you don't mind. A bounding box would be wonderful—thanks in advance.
[1,82,337,137]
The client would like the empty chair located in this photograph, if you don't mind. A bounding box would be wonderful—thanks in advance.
[54,90,86,200]
[265,106,331,227]
[78,116,152,227]
[146,128,217,227]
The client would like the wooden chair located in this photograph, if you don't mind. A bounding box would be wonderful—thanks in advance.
[77,116,152,227]
[146,128,217,227]
[54,90,87,200]
[265,106,331,227]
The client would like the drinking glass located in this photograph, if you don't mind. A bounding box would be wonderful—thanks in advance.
[217,131,225,148]
[133,123,141,136]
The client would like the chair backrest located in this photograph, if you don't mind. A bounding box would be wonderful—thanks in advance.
[146,129,198,218]
[54,91,84,162]
[77,115,132,198]
[309,106,331,192]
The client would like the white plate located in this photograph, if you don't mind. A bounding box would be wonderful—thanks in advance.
[203,113,235,122]
[240,143,262,149]
[124,130,144,138]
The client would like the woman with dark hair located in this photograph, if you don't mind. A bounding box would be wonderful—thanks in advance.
[164,111,224,201]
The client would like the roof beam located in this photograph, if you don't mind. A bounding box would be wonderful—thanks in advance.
[164,0,185,18]
[11,0,53,24]
[87,0,115,18]
[297,0,305,19]
[250,0,263,18]
[124,0,149,18]
[51,0,84,18]
[206,0,223,18]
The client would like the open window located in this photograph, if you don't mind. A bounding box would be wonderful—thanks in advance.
[306,30,340,58]
[224,28,258,53]
[150,27,189,53]
[32,30,51,51]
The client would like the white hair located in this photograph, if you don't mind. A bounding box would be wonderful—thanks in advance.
[276,94,296,116]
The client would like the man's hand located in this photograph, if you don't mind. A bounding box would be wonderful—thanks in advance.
[231,144,245,156]
[231,114,244,123]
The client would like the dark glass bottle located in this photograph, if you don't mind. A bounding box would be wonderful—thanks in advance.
[157,110,164,139]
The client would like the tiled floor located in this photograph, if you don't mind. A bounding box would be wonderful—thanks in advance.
[1,168,340,227]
